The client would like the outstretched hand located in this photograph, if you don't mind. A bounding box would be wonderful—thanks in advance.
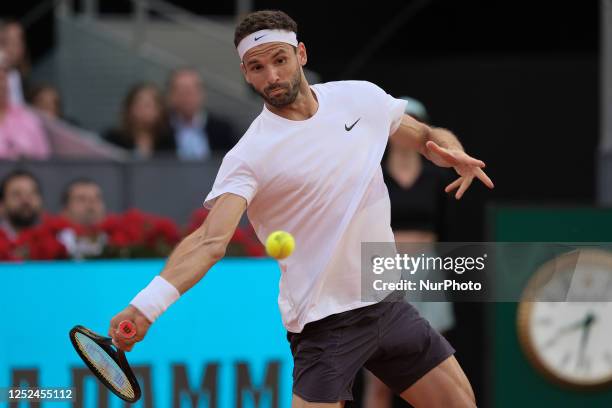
[425,141,494,199]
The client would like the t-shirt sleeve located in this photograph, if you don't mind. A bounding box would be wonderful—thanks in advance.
[387,95,407,135]
[361,81,407,135]
[203,155,258,209]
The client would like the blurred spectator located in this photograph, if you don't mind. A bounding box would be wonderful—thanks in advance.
[29,84,60,119]
[0,51,50,159]
[61,178,106,226]
[0,169,43,239]
[167,68,236,160]
[57,178,107,259]
[28,83,61,119]
[0,19,29,105]
[104,83,174,159]
[28,83,83,128]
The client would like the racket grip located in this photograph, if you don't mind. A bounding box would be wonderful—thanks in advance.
[118,320,136,339]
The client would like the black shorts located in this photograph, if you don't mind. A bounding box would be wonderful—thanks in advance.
[286,298,455,403]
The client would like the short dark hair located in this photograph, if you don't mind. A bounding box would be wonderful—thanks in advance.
[234,10,298,47]
[61,178,100,207]
[120,82,168,139]
[27,82,59,103]
[166,67,201,91]
[0,169,41,201]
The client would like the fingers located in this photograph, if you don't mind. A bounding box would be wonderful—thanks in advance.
[455,176,473,200]
[445,175,475,199]
[426,141,457,165]
[426,142,486,168]
[445,177,463,194]
[108,310,144,352]
[108,320,118,339]
[446,165,494,199]
[454,151,485,168]
[463,156,485,168]
[474,167,494,189]
[112,329,139,352]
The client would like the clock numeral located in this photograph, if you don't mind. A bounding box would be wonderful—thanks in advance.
[576,355,591,373]
[536,317,553,326]
[604,351,612,368]
[560,351,572,368]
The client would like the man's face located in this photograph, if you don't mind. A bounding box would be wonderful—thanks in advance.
[168,71,204,119]
[0,23,25,69]
[32,88,61,118]
[64,183,106,227]
[2,176,42,229]
[241,43,305,108]
[130,88,161,128]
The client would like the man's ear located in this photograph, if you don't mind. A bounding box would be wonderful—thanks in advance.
[297,42,307,66]
[240,62,251,84]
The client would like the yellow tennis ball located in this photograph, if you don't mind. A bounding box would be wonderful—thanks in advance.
[265,230,295,259]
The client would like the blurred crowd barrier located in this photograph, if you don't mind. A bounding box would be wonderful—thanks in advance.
[0,158,268,261]
[0,157,223,225]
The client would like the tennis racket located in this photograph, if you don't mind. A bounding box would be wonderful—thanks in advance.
[69,320,141,403]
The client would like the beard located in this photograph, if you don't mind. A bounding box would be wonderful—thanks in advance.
[7,207,40,229]
[253,68,302,108]
[78,210,103,227]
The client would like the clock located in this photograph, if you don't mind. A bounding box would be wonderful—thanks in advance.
[516,249,612,389]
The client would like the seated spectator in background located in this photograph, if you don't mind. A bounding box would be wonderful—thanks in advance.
[104,83,174,159]
[28,83,82,127]
[62,178,106,226]
[0,52,50,159]
[167,68,236,160]
[0,20,29,105]
[58,178,107,258]
[0,169,43,240]
[28,83,61,119]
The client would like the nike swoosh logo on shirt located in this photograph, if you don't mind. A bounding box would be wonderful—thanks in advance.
[345,118,361,131]
[254,35,267,41]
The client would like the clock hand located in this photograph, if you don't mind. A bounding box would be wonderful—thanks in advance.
[542,317,589,349]
[576,312,596,370]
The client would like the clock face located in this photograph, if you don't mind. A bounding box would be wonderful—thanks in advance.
[517,250,612,389]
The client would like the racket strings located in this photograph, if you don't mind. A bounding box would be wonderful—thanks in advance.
[74,332,135,399]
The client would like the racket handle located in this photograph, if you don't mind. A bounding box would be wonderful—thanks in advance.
[118,320,136,339]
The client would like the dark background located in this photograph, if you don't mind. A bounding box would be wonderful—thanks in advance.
[1,1,599,405]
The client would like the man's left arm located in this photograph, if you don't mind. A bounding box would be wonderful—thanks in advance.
[389,114,494,199]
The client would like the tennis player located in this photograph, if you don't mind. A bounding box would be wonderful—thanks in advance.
[109,10,493,408]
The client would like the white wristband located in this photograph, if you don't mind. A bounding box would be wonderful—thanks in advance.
[130,276,180,323]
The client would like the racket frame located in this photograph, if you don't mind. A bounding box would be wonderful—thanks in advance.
[69,325,142,403]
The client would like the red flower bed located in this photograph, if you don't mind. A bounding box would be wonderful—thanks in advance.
[186,208,265,257]
[99,209,181,258]
[11,214,71,260]
[0,208,264,260]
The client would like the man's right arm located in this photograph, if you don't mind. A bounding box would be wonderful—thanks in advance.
[160,193,247,294]
[109,193,247,350]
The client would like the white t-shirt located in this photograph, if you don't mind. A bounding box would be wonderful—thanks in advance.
[204,80,407,333]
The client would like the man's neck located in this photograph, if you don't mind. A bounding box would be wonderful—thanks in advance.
[265,80,318,121]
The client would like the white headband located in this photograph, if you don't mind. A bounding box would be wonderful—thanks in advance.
[237,29,298,60]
